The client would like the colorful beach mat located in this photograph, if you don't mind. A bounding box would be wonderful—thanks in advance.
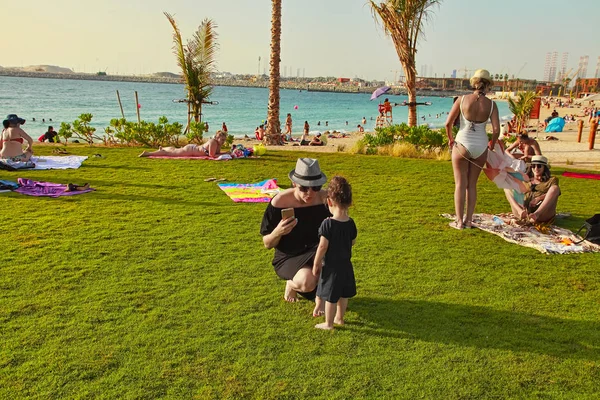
[442,213,600,254]
[562,171,600,180]
[218,179,281,203]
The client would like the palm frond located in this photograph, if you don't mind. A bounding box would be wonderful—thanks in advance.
[164,13,218,122]
[164,12,187,85]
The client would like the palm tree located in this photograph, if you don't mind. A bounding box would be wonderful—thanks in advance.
[508,91,537,133]
[165,13,218,129]
[265,0,282,144]
[370,0,441,127]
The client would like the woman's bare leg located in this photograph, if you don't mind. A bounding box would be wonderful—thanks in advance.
[504,189,526,219]
[334,298,348,325]
[451,146,470,228]
[139,147,193,158]
[284,266,319,303]
[530,185,560,223]
[464,150,487,227]
[315,301,336,330]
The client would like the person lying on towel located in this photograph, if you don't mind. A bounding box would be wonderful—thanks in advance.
[139,131,228,158]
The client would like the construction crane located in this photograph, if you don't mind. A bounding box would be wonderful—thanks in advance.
[390,70,404,85]
[515,62,527,77]
[558,67,581,97]
[457,66,474,79]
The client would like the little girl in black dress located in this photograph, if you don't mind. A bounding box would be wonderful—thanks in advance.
[312,176,357,330]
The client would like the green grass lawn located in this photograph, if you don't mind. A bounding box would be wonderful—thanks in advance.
[1,146,599,399]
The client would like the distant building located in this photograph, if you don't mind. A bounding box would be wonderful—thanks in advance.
[578,55,589,79]
[574,78,600,96]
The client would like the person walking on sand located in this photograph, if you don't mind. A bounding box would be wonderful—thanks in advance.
[285,113,292,139]
[312,176,357,330]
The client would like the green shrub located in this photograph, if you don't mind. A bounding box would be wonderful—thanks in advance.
[104,117,183,148]
[365,123,450,152]
[59,113,102,145]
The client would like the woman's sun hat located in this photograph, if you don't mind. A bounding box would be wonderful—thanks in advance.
[470,69,493,86]
[531,155,549,166]
[3,114,26,125]
[289,158,327,186]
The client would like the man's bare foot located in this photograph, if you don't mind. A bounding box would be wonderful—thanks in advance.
[283,281,298,303]
[334,319,345,326]
[315,323,333,330]
[138,151,150,157]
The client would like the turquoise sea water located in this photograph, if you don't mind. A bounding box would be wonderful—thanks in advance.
[0,76,511,138]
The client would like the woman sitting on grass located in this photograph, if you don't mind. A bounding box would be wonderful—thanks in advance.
[1,114,34,162]
[504,155,560,225]
[260,158,330,306]
[139,131,228,158]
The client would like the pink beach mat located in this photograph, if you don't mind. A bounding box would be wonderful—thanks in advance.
[147,155,230,160]
[562,171,600,180]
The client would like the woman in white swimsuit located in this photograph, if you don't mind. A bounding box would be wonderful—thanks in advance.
[445,69,500,229]
[139,131,228,158]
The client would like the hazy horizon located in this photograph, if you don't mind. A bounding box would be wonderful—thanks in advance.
[2,0,599,82]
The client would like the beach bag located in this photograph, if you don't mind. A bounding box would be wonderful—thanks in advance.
[574,214,600,245]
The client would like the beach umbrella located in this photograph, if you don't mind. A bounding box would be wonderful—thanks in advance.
[370,86,391,101]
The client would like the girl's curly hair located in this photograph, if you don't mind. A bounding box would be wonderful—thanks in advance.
[327,176,352,206]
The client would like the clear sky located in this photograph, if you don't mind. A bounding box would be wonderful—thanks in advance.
[1,0,598,81]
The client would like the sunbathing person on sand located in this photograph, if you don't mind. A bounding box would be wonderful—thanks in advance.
[139,131,227,158]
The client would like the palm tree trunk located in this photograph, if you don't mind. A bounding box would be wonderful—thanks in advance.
[404,64,417,126]
[266,0,282,145]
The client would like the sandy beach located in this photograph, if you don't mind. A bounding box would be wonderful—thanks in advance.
[244,98,599,171]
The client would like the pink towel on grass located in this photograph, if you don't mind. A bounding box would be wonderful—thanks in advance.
[562,171,600,180]
[14,178,94,197]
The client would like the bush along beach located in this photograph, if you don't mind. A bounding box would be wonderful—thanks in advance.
[355,123,453,159]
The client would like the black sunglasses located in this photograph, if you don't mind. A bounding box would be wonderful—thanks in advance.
[531,164,544,169]
[298,185,322,193]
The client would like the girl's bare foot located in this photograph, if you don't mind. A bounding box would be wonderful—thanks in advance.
[333,319,345,326]
[283,281,298,303]
[315,323,333,330]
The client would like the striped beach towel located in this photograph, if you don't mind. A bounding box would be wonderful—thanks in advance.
[218,179,281,203]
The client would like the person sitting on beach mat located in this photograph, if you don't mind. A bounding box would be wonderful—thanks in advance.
[309,133,324,146]
[504,155,560,226]
[139,130,228,158]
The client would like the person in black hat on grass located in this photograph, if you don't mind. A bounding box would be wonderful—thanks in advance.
[260,158,331,309]
[1,114,34,162]
[504,155,561,225]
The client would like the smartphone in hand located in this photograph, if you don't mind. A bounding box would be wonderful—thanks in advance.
[281,208,295,220]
